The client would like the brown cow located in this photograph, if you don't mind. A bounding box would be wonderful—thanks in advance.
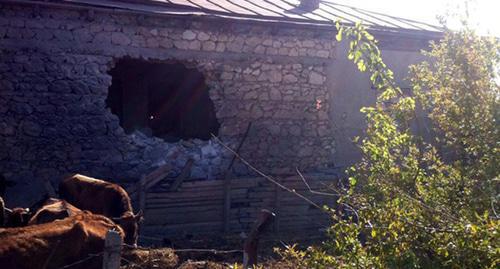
[59,174,142,246]
[28,198,82,225]
[0,212,124,269]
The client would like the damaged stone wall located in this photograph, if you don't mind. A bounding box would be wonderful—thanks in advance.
[0,2,336,206]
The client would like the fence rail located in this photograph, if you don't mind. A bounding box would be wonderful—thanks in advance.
[139,174,338,237]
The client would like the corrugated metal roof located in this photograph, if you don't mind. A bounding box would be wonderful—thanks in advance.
[34,0,443,33]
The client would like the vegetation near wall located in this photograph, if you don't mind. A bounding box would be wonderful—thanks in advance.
[279,20,499,269]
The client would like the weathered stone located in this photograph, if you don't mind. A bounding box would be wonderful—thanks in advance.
[309,71,325,85]
[254,45,266,54]
[159,39,173,48]
[250,105,264,118]
[268,125,280,135]
[302,40,315,48]
[111,32,130,45]
[202,41,216,51]
[182,30,196,40]
[197,31,210,41]
[270,70,282,83]
[174,40,189,49]
[243,91,257,99]
[188,40,201,50]
[220,71,233,80]
[316,50,330,58]
[22,121,42,136]
[146,37,159,48]
[0,122,15,136]
[283,74,298,83]
[215,42,225,52]
[278,47,289,55]
[289,125,301,136]
[269,89,281,100]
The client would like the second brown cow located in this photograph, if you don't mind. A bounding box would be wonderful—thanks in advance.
[59,174,142,246]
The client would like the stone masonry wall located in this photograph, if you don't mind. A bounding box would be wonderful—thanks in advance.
[0,2,336,206]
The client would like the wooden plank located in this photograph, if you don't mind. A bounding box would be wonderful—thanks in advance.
[146,200,224,209]
[168,159,194,191]
[223,122,252,233]
[138,175,146,215]
[145,209,223,225]
[126,163,173,195]
[146,190,225,200]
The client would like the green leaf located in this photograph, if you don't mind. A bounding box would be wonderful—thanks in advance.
[349,177,357,187]
[336,28,343,42]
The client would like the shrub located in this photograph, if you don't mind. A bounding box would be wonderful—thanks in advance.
[280,20,499,269]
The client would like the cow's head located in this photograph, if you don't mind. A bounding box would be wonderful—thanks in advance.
[113,210,143,247]
[5,207,31,227]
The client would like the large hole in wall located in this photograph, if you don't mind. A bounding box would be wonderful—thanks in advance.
[106,58,220,142]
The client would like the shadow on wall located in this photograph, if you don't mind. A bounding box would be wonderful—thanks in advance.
[106,58,220,142]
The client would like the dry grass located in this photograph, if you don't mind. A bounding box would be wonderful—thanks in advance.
[121,247,179,269]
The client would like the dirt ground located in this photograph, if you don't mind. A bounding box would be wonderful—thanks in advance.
[121,233,323,268]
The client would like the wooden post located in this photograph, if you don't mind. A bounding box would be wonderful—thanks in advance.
[138,175,146,214]
[223,122,252,233]
[273,180,281,234]
[169,159,194,191]
[243,209,275,268]
[102,230,122,269]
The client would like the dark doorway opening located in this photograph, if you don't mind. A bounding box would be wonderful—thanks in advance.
[106,58,220,142]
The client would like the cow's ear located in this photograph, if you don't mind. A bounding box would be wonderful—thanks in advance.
[134,210,144,223]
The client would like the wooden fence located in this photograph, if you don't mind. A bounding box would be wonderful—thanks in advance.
[138,173,338,238]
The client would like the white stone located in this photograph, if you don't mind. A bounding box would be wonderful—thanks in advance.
[182,30,196,40]
[269,125,280,135]
[174,40,189,49]
[263,39,273,46]
[189,40,201,50]
[283,74,298,83]
[202,41,216,51]
[215,42,225,52]
[198,31,210,41]
[269,70,282,83]
[302,40,315,48]
[243,91,258,99]
[251,105,264,118]
[309,71,325,85]
[270,89,282,100]
[278,47,289,55]
[289,125,301,136]
[111,32,130,45]
[254,45,266,54]
[221,72,234,80]
[316,50,330,58]
[245,36,261,47]
[146,38,159,48]
[288,48,299,57]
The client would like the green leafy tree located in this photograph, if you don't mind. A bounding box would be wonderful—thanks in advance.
[279,21,499,269]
